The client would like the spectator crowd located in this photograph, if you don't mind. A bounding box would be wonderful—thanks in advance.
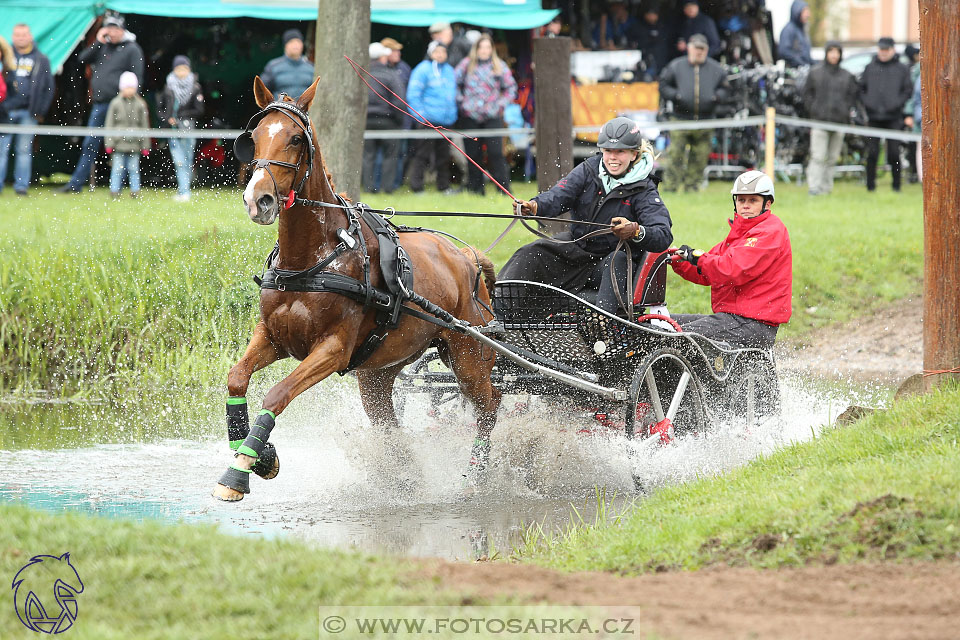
[0,5,925,199]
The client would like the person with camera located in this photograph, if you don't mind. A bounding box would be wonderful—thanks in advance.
[61,14,144,193]
[659,33,730,192]
[499,117,673,316]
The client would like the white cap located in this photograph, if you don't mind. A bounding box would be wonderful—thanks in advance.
[369,42,391,59]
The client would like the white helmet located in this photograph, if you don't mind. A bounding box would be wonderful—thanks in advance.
[731,170,775,200]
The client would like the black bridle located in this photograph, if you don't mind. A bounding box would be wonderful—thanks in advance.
[234,97,317,210]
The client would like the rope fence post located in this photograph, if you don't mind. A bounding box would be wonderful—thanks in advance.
[764,106,776,178]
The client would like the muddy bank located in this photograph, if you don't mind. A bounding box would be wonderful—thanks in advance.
[426,560,960,640]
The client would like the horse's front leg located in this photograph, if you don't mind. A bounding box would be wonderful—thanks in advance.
[213,334,349,501]
[223,323,285,471]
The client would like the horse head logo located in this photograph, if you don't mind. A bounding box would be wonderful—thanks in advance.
[12,553,84,634]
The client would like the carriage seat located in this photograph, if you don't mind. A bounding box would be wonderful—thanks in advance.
[577,250,670,311]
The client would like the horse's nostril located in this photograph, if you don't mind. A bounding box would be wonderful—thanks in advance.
[257,194,276,214]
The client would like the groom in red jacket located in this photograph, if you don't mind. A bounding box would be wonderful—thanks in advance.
[669,170,792,348]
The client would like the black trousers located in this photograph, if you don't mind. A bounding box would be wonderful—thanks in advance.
[362,115,400,193]
[498,238,637,316]
[672,313,778,349]
[865,118,903,191]
[408,125,452,191]
[460,116,510,195]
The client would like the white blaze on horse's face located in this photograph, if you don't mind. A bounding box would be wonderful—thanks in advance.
[267,122,283,140]
[243,168,278,225]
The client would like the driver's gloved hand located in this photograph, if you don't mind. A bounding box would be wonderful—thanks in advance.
[672,245,703,266]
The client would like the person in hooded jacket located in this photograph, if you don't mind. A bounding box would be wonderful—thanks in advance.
[802,42,857,195]
[157,55,204,201]
[405,41,456,193]
[499,117,673,316]
[61,14,144,193]
[779,0,812,68]
[859,37,913,192]
[669,171,792,348]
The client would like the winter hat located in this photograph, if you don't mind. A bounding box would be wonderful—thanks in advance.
[426,41,447,57]
[688,33,709,49]
[102,14,125,29]
[904,43,920,59]
[380,37,403,51]
[172,55,191,70]
[428,21,451,34]
[877,36,895,49]
[369,42,391,59]
[282,29,304,45]
[119,71,138,91]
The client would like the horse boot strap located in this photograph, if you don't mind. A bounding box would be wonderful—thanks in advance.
[227,397,249,450]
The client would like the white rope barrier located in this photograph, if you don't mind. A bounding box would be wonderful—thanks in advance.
[0,115,919,142]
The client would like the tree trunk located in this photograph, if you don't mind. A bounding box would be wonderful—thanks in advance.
[533,36,573,193]
[311,0,370,199]
[919,0,960,389]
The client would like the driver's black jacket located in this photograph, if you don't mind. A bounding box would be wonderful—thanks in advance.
[530,154,673,255]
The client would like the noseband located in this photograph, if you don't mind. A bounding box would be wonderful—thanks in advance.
[234,97,316,210]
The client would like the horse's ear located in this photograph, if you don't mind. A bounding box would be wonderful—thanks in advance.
[253,76,273,108]
[296,76,321,111]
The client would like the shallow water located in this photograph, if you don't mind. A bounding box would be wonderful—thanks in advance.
[0,373,887,560]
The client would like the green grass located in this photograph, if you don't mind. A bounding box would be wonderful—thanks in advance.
[0,179,922,394]
[514,383,960,572]
[0,503,467,639]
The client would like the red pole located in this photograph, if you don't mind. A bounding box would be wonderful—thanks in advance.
[919,1,960,389]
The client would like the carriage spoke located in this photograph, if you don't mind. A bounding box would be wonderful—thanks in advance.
[745,374,756,425]
[644,367,666,421]
[666,371,691,422]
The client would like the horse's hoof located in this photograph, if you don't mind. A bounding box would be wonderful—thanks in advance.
[251,443,279,480]
[212,483,245,502]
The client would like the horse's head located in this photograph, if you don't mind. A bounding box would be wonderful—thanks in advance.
[238,76,320,225]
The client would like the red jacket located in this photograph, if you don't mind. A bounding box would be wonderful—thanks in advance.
[672,211,792,325]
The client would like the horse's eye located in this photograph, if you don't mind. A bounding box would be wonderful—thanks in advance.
[291,135,303,146]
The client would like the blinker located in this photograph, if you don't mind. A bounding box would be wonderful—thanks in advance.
[234,132,255,163]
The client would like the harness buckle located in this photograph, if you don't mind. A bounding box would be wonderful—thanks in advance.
[337,228,358,250]
[277,283,286,292]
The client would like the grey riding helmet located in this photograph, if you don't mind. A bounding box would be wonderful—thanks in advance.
[730,169,775,211]
[597,116,642,149]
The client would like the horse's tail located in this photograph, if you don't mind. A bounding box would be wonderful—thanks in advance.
[461,246,497,298]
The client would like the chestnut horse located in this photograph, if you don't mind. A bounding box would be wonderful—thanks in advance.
[212,77,501,501]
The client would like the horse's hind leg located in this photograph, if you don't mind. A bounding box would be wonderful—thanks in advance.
[214,334,347,502]
[356,363,405,431]
[443,334,501,481]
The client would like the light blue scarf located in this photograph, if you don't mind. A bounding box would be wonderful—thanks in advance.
[599,150,654,194]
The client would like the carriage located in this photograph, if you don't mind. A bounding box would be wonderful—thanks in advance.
[393,250,782,453]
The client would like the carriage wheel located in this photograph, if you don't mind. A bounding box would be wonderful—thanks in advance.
[726,359,781,432]
[393,349,460,428]
[625,348,707,443]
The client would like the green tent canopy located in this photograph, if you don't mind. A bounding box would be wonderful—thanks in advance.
[2,0,559,72]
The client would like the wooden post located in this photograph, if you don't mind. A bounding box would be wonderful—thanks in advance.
[533,37,573,193]
[311,0,370,200]
[763,106,775,178]
[919,0,960,389]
